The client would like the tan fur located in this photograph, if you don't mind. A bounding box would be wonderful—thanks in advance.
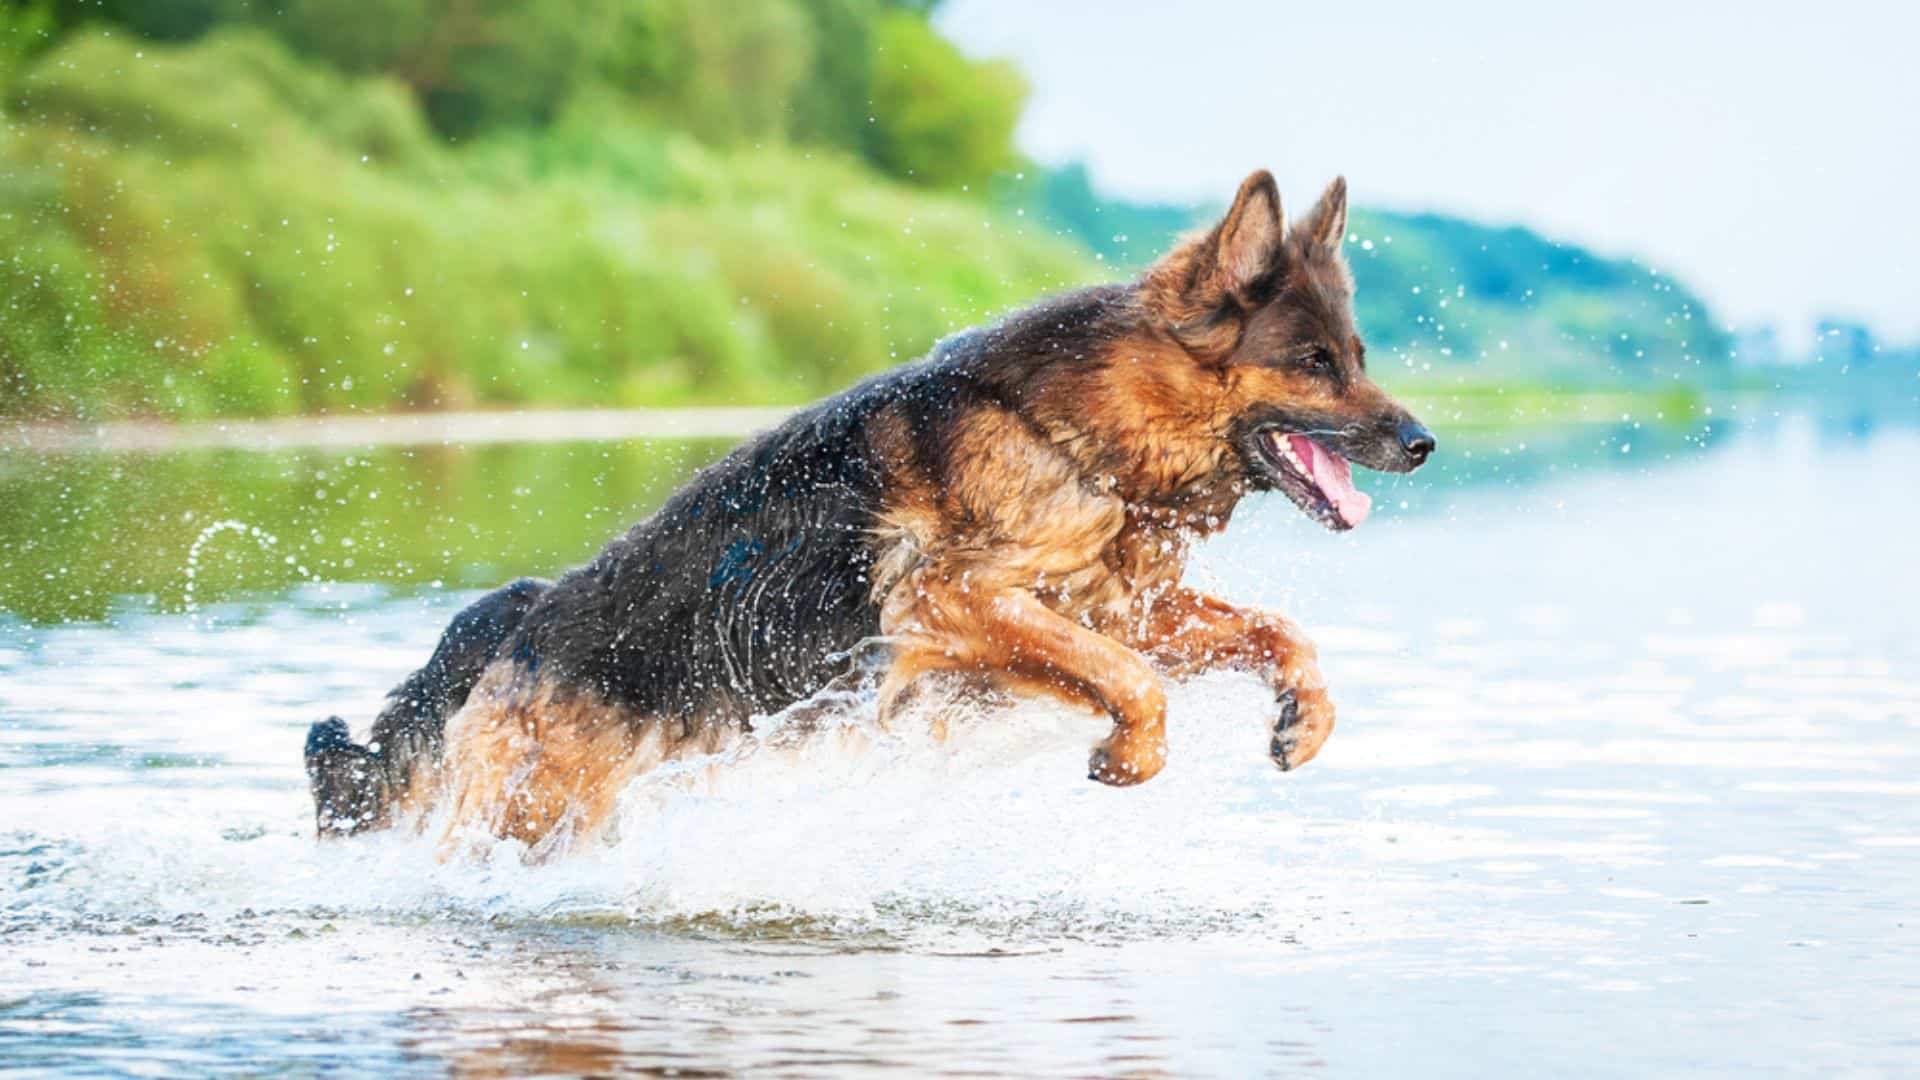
[1116,586,1334,769]
[869,416,1332,779]
[869,173,1389,784]
[868,394,1230,785]
[401,171,1408,848]
[430,665,722,855]
[879,573,1167,784]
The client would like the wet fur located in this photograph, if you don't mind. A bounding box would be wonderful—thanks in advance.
[306,171,1433,847]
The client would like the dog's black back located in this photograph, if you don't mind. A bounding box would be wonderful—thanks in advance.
[505,380,899,728]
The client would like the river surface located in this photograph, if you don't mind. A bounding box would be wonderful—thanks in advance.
[1,408,1917,1076]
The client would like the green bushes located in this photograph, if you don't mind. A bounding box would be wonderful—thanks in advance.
[603,0,821,146]
[0,30,1087,420]
[34,0,1030,181]
[0,5,1736,421]
[1340,210,1734,386]
[866,12,1025,189]
[266,0,617,137]
[0,0,56,74]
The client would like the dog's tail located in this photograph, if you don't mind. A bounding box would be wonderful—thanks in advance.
[305,577,550,836]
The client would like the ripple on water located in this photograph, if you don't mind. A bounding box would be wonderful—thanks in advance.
[3,430,1920,1073]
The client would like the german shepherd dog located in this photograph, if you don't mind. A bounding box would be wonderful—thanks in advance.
[305,171,1435,849]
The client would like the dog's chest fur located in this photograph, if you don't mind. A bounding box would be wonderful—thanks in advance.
[868,398,1240,633]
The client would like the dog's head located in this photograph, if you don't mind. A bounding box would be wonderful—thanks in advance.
[1141,170,1435,530]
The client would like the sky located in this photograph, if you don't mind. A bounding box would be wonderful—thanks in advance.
[939,1,1919,344]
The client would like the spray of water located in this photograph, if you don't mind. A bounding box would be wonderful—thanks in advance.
[183,520,314,621]
[11,655,1369,942]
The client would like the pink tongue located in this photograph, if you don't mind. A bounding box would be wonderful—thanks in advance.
[1289,434,1372,527]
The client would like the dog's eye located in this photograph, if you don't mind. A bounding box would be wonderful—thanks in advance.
[1298,349,1332,371]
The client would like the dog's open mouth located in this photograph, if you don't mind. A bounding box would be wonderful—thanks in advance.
[1256,431,1372,530]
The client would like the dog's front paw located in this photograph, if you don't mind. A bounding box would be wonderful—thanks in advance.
[1269,687,1335,772]
[1089,728,1167,787]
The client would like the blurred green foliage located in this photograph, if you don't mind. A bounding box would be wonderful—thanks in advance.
[0,437,736,622]
[34,0,1010,168]
[1010,167,1735,388]
[0,0,53,69]
[604,0,822,145]
[0,20,1081,419]
[0,0,1733,421]
[997,162,1203,266]
[1340,210,1734,387]
[865,11,1023,189]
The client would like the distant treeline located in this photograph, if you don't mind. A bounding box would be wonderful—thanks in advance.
[0,0,1737,421]
[1005,163,1735,388]
[9,0,1020,186]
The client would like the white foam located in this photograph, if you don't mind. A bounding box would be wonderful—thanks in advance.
[12,672,1403,938]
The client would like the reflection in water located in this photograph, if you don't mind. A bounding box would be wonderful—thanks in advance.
[1,411,1917,1075]
[0,411,1747,624]
[0,437,733,623]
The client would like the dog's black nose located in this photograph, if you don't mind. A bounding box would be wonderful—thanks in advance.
[1396,420,1436,465]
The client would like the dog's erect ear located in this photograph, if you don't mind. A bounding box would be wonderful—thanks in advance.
[1144,169,1287,338]
[1205,170,1285,300]
[1292,176,1349,255]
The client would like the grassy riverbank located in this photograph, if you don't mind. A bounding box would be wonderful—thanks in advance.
[0,4,1738,424]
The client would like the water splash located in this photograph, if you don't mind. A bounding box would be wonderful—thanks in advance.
[4,663,1323,938]
[182,519,314,620]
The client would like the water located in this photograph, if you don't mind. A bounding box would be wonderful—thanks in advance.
[2,411,1917,1075]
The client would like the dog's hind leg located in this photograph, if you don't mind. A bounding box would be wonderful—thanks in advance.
[304,577,549,835]
[436,682,666,857]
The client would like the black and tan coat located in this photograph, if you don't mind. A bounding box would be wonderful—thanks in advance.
[305,171,1436,850]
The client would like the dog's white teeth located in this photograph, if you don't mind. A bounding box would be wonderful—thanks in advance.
[1274,434,1305,468]
[1266,432,1303,471]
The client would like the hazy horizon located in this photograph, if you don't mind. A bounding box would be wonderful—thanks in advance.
[941,0,1919,348]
